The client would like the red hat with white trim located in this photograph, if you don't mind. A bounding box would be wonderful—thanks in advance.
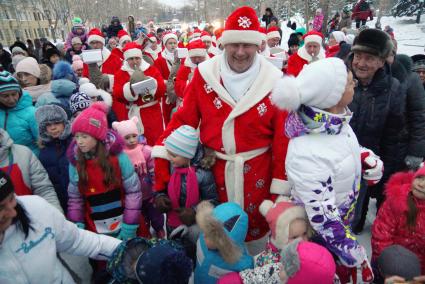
[88,28,105,45]
[303,31,324,45]
[258,27,267,41]
[117,30,132,47]
[200,31,212,42]
[147,33,157,43]
[193,28,202,38]
[214,27,224,45]
[123,42,143,60]
[267,26,281,40]
[187,39,207,57]
[162,32,178,45]
[221,6,262,46]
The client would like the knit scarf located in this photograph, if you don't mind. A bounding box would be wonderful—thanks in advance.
[220,52,260,103]
[167,166,199,227]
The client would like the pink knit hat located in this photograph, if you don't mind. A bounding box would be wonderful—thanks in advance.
[71,102,109,140]
[71,55,84,71]
[285,241,336,284]
[112,116,139,138]
[259,198,307,249]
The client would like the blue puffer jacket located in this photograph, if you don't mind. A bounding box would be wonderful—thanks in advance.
[195,202,253,284]
[38,79,76,113]
[0,91,39,155]
[38,126,72,213]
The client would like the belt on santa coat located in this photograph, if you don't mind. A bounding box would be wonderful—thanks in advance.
[126,100,158,135]
[214,146,269,209]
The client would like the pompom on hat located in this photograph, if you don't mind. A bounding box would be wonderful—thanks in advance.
[221,6,262,46]
[112,116,140,138]
[71,102,109,140]
[187,39,207,57]
[271,57,348,111]
[117,30,132,47]
[162,32,178,46]
[267,26,281,40]
[123,42,143,60]
[71,55,84,71]
[15,57,41,78]
[87,28,105,45]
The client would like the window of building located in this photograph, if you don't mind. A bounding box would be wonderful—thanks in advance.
[33,29,37,38]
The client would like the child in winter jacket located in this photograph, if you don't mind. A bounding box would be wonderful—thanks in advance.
[218,240,336,284]
[112,117,165,238]
[35,104,72,213]
[372,166,425,274]
[67,102,142,241]
[255,198,312,267]
[154,125,218,236]
[195,201,254,284]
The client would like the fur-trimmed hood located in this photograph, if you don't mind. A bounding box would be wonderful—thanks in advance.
[66,129,125,165]
[384,171,415,213]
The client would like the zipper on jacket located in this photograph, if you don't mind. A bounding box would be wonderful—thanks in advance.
[3,111,8,130]
[370,97,375,120]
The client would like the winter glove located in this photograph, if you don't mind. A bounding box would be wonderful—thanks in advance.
[404,155,423,171]
[360,148,384,186]
[361,259,374,283]
[154,195,172,213]
[177,207,196,226]
[117,223,139,241]
[76,222,85,229]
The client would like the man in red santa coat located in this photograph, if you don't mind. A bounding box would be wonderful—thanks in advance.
[152,6,289,253]
[174,39,209,100]
[201,31,219,57]
[154,31,179,125]
[112,42,166,145]
[286,30,325,76]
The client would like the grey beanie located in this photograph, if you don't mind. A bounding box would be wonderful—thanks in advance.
[377,245,421,280]
[35,104,71,142]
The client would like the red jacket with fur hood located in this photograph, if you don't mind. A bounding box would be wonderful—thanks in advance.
[371,171,425,273]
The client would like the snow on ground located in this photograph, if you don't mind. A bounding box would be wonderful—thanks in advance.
[279,15,425,56]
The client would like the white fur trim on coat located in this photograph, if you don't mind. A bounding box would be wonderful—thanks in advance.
[221,30,262,47]
[123,82,138,102]
[270,178,292,196]
[151,145,169,160]
[98,89,112,107]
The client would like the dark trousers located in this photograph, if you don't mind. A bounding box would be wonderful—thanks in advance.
[355,19,367,28]
[141,198,165,232]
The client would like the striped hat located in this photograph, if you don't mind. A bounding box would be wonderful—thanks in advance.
[164,125,199,159]
[0,71,21,94]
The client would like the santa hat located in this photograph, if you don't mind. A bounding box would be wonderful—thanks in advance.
[193,28,202,38]
[258,27,267,41]
[259,198,307,249]
[214,27,224,45]
[71,55,84,71]
[147,33,157,43]
[123,42,143,60]
[187,39,207,57]
[267,26,281,40]
[71,102,109,140]
[87,28,105,45]
[112,116,140,138]
[271,57,347,111]
[117,30,132,47]
[303,30,324,46]
[200,31,212,42]
[221,6,262,46]
[162,32,178,46]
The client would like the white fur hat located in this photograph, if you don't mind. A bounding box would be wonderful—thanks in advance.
[271,57,348,111]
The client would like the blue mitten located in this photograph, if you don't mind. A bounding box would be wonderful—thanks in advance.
[117,223,139,240]
[76,222,85,229]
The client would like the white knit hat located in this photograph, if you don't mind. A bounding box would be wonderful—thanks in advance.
[164,125,199,159]
[331,31,347,44]
[16,57,41,78]
[271,57,348,111]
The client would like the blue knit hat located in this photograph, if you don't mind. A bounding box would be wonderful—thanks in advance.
[164,125,199,159]
[0,71,21,94]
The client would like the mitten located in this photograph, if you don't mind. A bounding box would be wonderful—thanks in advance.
[117,223,139,241]
[76,222,85,229]
[154,195,172,213]
[404,155,423,171]
[361,259,374,283]
[361,148,384,186]
[178,207,196,226]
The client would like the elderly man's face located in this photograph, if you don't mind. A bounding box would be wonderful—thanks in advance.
[225,43,259,73]
[267,37,280,48]
[305,42,321,57]
[91,40,104,50]
[190,56,206,65]
[352,51,385,83]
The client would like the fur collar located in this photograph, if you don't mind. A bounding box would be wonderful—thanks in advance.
[385,171,415,212]
[121,59,150,74]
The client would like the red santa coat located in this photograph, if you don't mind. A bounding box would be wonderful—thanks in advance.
[372,172,425,273]
[286,53,308,77]
[112,60,166,146]
[154,52,175,125]
[174,61,192,99]
[326,44,340,58]
[152,55,290,241]
[82,47,121,78]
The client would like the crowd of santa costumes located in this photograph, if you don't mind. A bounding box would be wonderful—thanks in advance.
[1,5,425,284]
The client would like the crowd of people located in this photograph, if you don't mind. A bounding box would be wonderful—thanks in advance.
[0,3,425,284]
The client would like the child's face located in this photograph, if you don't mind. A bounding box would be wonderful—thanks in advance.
[75,132,98,153]
[288,219,309,243]
[46,122,65,139]
[124,134,138,149]
[412,176,425,200]
[167,150,190,168]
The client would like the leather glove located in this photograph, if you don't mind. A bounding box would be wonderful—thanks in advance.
[117,223,139,241]
[154,195,172,213]
[404,155,423,171]
[76,222,85,229]
[177,207,196,226]
[361,148,384,186]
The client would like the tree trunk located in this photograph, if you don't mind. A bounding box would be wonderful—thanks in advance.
[304,0,310,31]
[321,0,330,35]
[416,1,424,23]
